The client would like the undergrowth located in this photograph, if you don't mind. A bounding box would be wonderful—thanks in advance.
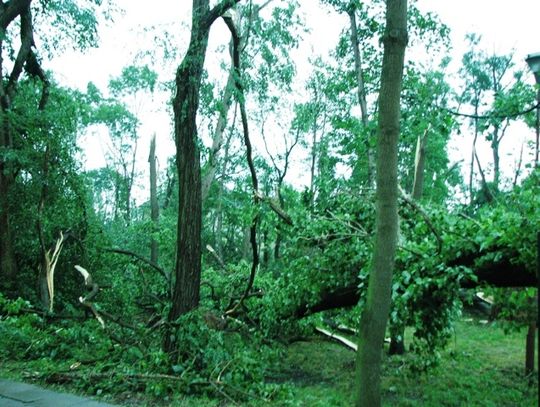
[1,292,537,406]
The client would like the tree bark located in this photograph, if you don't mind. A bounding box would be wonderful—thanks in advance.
[354,1,408,406]
[164,0,241,356]
[148,135,159,264]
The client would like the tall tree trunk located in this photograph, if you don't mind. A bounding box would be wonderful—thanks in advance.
[348,7,375,186]
[164,0,241,355]
[535,89,539,167]
[354,1,408,406]
[165,2,209,354]
[149,135,159,264]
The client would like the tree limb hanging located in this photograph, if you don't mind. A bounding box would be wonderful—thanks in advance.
[254,191,293,226]
[106,247,169,282]
[206,244,226,270]
[222,12,260,315]
[473,149,495,203]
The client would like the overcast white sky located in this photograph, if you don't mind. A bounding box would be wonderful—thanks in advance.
[48,0,540,201]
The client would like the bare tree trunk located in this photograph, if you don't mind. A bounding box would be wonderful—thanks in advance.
[201,2,269,202]
[125,139,138,224]
[469,100,480,205]
[491,126,500,190]
[149,135,159,264]
[309,124,318,209]
[164,0,242,356]
[355,1,408,406]
[412,127,429,201]
[201,69,235,202]
[348,7,375,186]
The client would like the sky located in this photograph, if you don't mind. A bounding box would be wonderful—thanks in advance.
[47,0,540,202]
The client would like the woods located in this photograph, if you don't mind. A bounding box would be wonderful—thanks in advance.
[0,0,538,406]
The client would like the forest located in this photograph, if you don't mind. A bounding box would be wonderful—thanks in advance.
[0,0,538,406]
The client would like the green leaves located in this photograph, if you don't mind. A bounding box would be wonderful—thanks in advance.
[109,65,158,97]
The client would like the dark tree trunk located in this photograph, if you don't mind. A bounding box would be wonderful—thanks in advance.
[164,0,241,355]
[164,3,209,354]
[354,1,408,405]
[0,171,17,295]
[525,321,536,376]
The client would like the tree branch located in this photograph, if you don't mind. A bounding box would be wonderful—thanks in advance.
[204,0,242,29]
[255,191,293,226]
[442,100,540,120]
[0,0,32,31]
[106,248,169,282]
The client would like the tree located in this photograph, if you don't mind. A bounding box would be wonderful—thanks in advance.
[164,0,242,355]
[148,134,159,263]
[354,0,408,406]
[0,0,46,295]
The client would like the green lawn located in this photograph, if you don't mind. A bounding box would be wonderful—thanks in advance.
[266,315,538,407]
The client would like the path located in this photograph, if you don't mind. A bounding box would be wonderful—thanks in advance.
[0,379,118,406]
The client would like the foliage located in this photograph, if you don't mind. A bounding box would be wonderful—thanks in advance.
[0,0,538,405]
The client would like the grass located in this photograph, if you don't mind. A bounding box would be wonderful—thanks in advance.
[1,312,538,406]
[268,313,538,407]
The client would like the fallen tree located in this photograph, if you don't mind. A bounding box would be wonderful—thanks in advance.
[294,249,536,318]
